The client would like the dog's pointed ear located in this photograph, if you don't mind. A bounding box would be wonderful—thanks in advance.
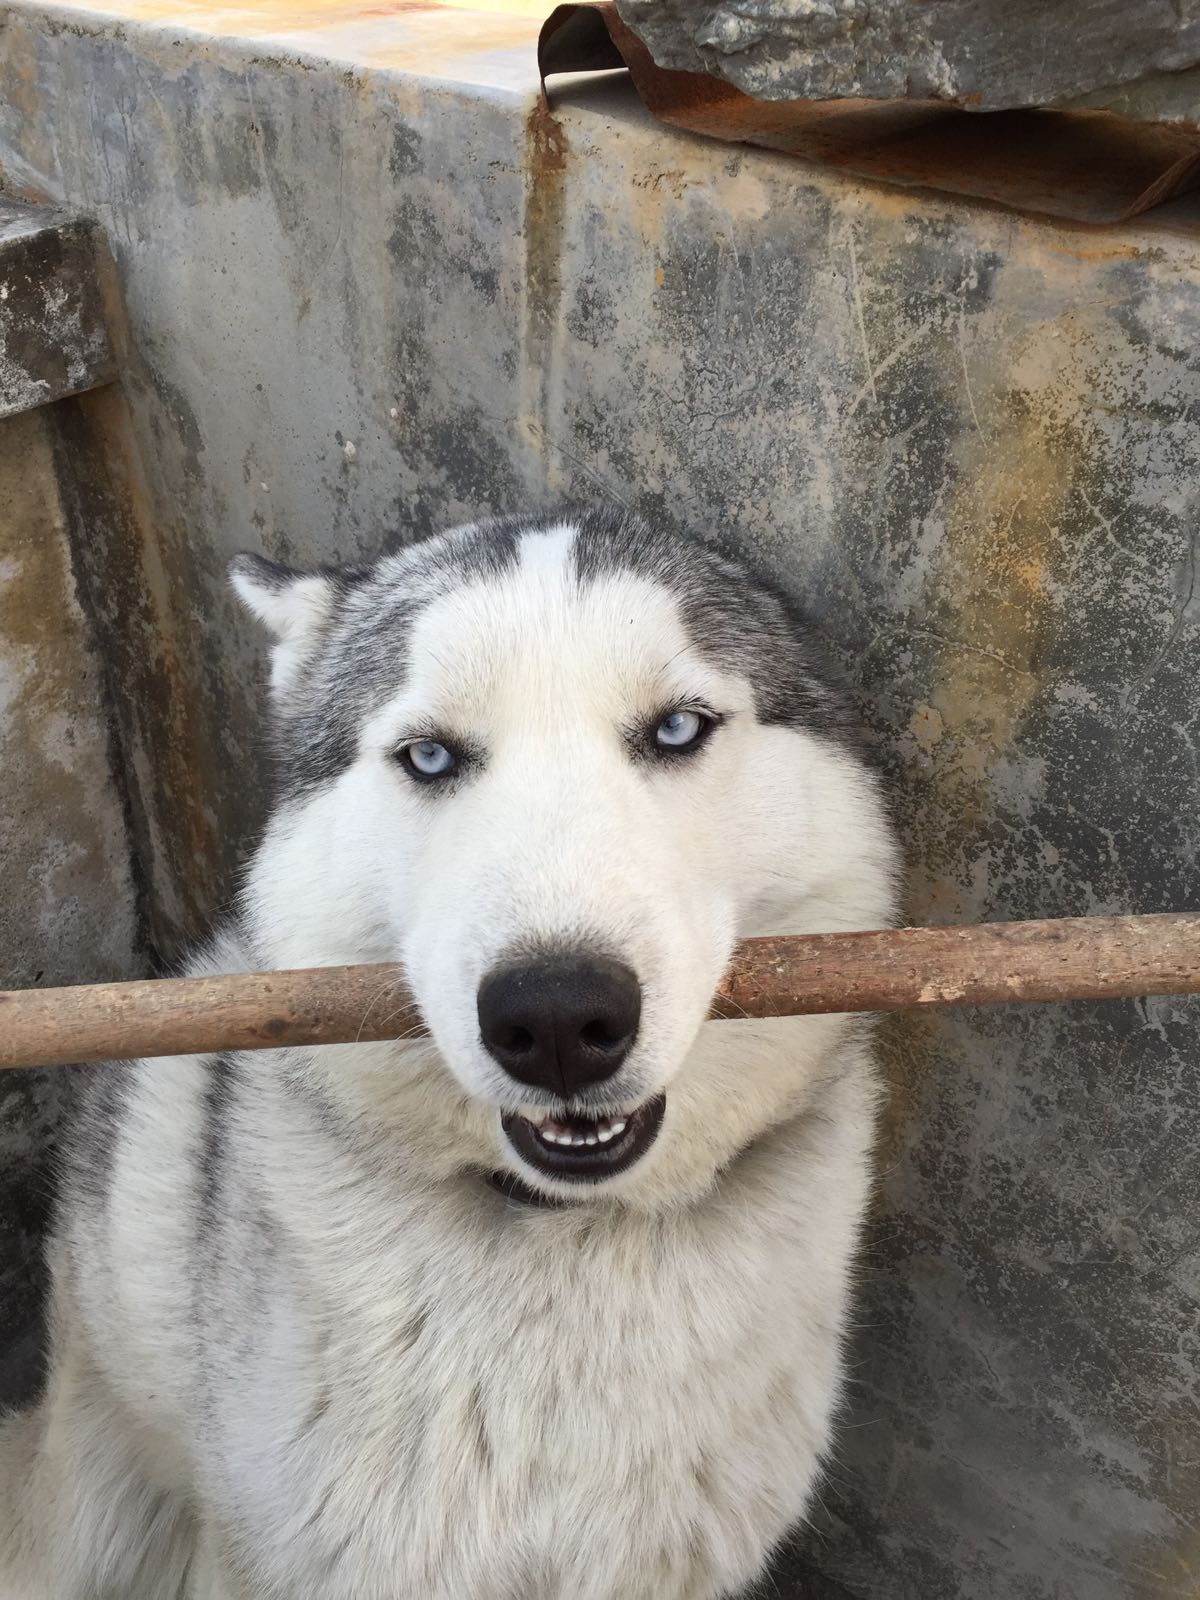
[230,553,338,698]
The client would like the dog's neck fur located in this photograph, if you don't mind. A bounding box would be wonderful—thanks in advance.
[485,1168,566,1208]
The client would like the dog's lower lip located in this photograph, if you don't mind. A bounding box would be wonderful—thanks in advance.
[501,1096,666,1183]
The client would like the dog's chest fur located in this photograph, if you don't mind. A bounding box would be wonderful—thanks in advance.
[187,1054,873,1600]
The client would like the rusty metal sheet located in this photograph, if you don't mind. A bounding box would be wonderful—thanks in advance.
[539,2,1200,224]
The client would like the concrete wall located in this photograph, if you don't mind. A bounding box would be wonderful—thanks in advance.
[0,3,1198,1593]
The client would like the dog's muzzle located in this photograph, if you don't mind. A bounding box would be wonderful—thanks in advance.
[478,949,663,1184]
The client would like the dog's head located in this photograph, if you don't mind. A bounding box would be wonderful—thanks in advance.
[233,512,896,1205]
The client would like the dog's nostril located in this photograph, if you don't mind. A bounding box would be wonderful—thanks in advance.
[477,954,642,1096]
[580,1019,624,1053]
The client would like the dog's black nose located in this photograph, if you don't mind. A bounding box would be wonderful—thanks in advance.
[477,955,641,1096]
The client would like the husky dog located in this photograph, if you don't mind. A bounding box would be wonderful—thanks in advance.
[1,510,897,1600]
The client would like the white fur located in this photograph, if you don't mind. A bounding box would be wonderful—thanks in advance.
[229,564,336,696]
[1,520,898,1600]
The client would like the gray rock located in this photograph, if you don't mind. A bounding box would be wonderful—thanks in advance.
[614,0,1200,112]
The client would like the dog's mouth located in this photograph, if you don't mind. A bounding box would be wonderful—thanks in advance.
[501,1095,666,1183]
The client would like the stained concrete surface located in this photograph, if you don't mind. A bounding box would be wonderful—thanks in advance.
[0,402,140,1403]
[0,2,1198,1593]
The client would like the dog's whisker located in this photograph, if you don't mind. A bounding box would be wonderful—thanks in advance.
[374,1010,427,1039]
[353,975,412,1044]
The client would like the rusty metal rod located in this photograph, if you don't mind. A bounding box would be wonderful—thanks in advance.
[0,912,1197,1071]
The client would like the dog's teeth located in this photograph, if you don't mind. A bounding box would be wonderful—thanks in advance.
[530,1113,635,1152]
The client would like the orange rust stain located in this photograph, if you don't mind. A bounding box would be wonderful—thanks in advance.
[525,93,568,186]
[1039,233,1157,266]
[0,409,131,978]
[520,95,568,457]
[902,370,1073,927]
[631,168,689,200]
[524,94,568,313]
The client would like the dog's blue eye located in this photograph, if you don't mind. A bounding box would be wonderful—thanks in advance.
[654,710,707,751]
[401,740,456,780]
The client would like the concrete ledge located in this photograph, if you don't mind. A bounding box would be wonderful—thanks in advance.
[0,202,115,418]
